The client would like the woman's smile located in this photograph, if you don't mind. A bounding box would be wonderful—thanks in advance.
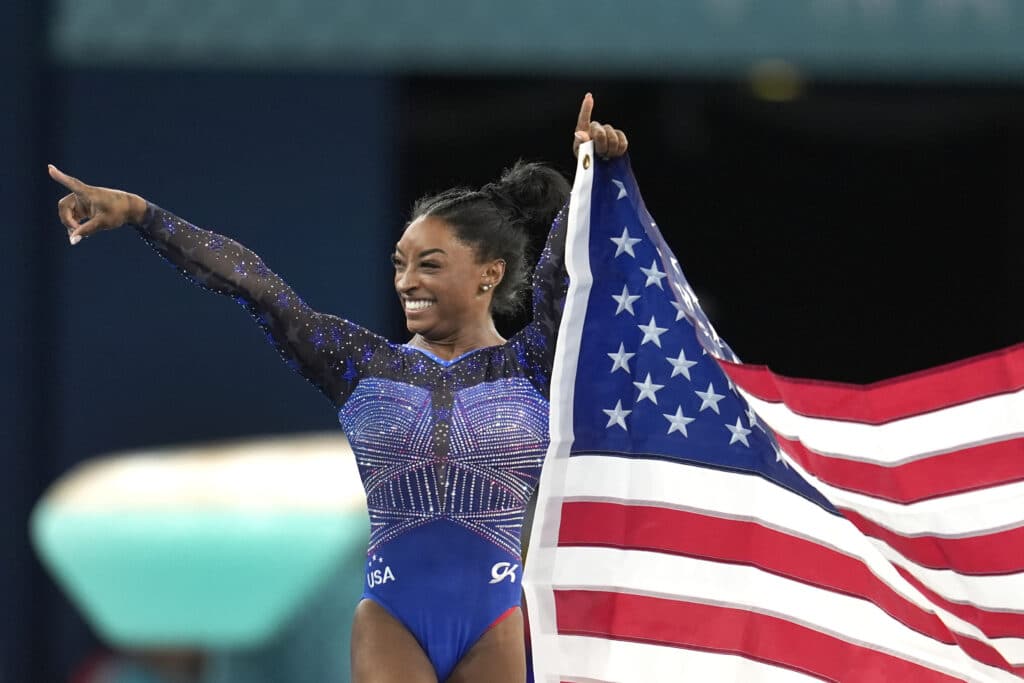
[403,298,436,313]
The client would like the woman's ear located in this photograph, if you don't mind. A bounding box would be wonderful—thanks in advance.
[483,259,506,288]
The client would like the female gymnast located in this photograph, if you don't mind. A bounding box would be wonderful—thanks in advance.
[49,94,628,683]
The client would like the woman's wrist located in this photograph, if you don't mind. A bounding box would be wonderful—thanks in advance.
[126,193,148,225]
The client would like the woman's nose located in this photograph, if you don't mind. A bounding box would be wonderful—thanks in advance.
[396,269,417,292]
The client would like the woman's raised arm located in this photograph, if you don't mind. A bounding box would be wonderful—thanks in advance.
[48,165,384,406]
[512,94,630,393]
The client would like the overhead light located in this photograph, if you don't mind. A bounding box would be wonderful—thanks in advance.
[750,59,804,102]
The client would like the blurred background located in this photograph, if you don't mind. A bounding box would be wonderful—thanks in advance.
[3,0,1023,680]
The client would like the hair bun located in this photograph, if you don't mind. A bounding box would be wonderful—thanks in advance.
[482,161,570,236]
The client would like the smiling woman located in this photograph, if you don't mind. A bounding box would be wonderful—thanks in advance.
[394,162,569,360]
[47,94,627,683]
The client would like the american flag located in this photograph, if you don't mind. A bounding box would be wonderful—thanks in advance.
[523,142,1024,682]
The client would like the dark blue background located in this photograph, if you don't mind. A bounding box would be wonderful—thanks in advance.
[5,4,1024,681]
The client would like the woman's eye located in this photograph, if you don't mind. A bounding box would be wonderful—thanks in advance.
[390,256,404,268]
[420,262,439,269]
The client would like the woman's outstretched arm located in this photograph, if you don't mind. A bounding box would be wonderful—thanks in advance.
[48,165,384,406]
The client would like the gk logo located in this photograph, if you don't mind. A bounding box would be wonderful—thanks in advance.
[490,561,519,584]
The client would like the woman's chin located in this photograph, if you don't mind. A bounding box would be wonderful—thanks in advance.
[404,314,431,335]
[403,306,452,339]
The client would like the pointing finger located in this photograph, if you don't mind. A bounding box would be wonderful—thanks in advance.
[48,165,87,193]
[575,92,594,133]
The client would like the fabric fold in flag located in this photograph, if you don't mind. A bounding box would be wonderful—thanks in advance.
[523,142,1024,682]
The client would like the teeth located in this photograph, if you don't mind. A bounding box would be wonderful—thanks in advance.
[405,299,435,311]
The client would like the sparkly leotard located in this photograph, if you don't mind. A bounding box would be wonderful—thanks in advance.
[134,204,566,681]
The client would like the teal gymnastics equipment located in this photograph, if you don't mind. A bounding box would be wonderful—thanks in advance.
[31,433,368,649]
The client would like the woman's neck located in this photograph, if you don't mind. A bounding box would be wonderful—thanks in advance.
[410,323,505,361]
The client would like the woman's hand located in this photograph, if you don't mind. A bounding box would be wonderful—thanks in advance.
[572,93,629,160]
[48,165,147,245]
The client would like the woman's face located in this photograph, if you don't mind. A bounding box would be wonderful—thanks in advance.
[393,215,496,340]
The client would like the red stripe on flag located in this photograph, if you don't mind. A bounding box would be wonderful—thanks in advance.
[892,563,1024,641]
[840,508,1024,576]
[719,343,1024,424]
[774,432,1024,504]
[555,590,965,682]
[558,501,1021,670]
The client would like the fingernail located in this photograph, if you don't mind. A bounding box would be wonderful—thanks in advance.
[69,235,81,245]
[574,132,586,141]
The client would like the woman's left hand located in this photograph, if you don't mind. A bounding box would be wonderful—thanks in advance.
[572,93,628,159]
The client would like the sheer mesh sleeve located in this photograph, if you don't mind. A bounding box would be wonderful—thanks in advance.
[510,204,569,396]
[133,204,385,407]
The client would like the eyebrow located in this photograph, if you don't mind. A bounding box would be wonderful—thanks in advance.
[394,247,447,258]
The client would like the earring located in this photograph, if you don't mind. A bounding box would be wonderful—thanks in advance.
[481,284,492,292]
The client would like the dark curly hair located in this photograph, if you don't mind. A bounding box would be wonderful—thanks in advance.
[410,161,570,317]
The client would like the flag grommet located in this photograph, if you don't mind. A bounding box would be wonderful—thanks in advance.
[583,154,591,170]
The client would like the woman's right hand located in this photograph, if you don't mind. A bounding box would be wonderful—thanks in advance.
[48,165,147,245]
[572,93,628,160]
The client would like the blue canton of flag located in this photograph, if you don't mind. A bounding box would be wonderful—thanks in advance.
[570,154,830,508]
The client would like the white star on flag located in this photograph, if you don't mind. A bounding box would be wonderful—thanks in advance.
[637,316,669,348]
[632,373,664,404]
[725,417,752,447]
[640,260,667,289]
[662,406,696,436]
[602,400,631,431]
[695,382,726,414]
[611,178,627,199]
[612,284,641,316]
[607,343,635,374]
[670,300,690,321]
[610,227,641,258]
[666,348,698,380]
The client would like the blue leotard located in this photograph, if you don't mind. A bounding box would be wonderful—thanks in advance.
[134,204,567,681]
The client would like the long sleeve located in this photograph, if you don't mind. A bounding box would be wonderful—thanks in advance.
[133,204,386,407]
[510,204,569,396]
